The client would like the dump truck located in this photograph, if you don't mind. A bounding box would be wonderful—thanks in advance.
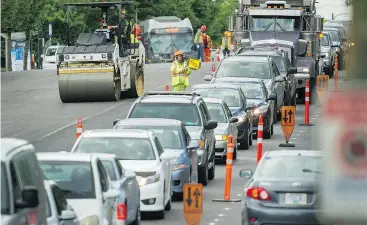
[233,0,324,102]
[56,1,145,103]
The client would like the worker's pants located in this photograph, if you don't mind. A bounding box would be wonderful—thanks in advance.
[223,48,230,58]
[196,44,204,62]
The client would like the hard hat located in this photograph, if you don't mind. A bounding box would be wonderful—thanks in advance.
[174,50,184,56]
[121,8,126,14]
[227,32,232,37]
[201,25,207,32]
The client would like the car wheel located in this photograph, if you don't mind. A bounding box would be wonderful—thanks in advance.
[273,104,277,124]
[199,161,209,186]
[298,88,305,104]
[249,128,253,146]
[131,208,141,225]
[263,124,271,139]
[239,131,250,150]
[165,199,171,211]
[208,154,215,180]
[233,142,238,160]
[271,123,274,135]
[155,210,165,219]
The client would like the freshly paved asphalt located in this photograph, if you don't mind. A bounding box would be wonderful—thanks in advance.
[2,63,343,225]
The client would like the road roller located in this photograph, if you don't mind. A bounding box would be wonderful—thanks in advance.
[56,1,145,103]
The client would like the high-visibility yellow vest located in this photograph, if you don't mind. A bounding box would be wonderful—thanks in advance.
[194,31,203,44]
[170,60,191,87]
[222,37,232,49]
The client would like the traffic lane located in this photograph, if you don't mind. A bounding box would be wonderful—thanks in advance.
[1,63,213,142]
[142,103,317,225]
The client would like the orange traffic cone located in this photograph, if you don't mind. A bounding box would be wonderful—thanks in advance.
[76,117,83,138]
[216,48,220,61]
[165,85,169,91]
[211,64,216,76]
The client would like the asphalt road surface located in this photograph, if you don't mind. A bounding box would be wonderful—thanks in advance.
[2,63,341,225]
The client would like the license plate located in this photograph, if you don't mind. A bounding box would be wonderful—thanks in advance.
[285,193,307,205]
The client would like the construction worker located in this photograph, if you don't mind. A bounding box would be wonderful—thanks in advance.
[194,25,207,62]
[170,50,191,91]
[222,31,231,58]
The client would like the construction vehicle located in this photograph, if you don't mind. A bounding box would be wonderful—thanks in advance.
[233,0,324,102]
[139,16,196,63]
[56,1,145,103]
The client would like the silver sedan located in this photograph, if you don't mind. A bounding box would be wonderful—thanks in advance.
[202,98,238,163]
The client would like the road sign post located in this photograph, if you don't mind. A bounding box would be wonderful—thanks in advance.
[184,184,203,225]
[279,106,296,147]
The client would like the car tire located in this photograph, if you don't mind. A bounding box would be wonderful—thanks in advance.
[273,104,277,124]
[165,199,171,211]
[249,128,253,146]
[263,124,271,139]
[233,143,238,160]
[298,89,305,104]
[239,132,250,150]
[208,154,215,180]
[155,210,165,219]
[198,162,209,186]
[131,208,141,225]
[270,123,274,135]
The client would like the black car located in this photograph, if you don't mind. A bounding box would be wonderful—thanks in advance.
[126,91,217,186]
[190,83,254,150]
[211,77,276,139]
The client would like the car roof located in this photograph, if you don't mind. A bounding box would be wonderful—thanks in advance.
[138,92,201,104]
[265,150,322,157]
[212,77,263,84]
[191,83,241,90]
[1,138,32,159]
[36,152,94,162]
[82,129,152,138]
[323,27,339,32]
[222,55,269,62]
[202,97,226,104]
[116,118,181,127]
[237,49,282,57]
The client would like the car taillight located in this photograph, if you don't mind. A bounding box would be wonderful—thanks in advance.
[116,203,126,220]
[246,187,271,201]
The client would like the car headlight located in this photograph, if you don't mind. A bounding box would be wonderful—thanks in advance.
[138,173,160,186]
[172,164,185,171]
[80,215,99,225]
[215,135,228,141]
[253,106,269,116]
[297,67,310,73]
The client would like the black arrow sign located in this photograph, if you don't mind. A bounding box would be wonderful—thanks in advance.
[194,188,201,208]
[186,187,192,207]
[288,109,293,123]
[283,109,288,123]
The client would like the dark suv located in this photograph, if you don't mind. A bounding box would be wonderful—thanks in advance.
[126,91,218,186]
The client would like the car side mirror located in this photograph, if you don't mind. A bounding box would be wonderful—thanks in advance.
[229,117,238,123]
[59,210,77,220]
[160,151,175,161]
[113,119,120,127]
[204,120,218,130]
[321,54,326,58]
[239,169,253,178]
[15,187,39,209]
[187,143,200,151]
[103,188,120,200]
[288,67,297,74]
[267,94,277,101]
[204,75,212,81]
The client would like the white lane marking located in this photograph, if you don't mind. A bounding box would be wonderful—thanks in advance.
[218,214,225,217]
[224,208,231,211]
[293,138,297,140]
[237,194,242,197]
[214,219,219,222]
[237,157,256,161]
[208,223,216,225]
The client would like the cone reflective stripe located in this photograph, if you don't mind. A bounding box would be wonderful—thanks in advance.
[211,64,216,76]
[224,135,235,200]
[76,117,83,138]
[304,80,310,125]
[256,115,263,164]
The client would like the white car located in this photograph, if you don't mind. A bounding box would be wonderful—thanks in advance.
[70,129,174,219]
[93,153,141,225]
[37,152,124,225]
[44,180,80,225]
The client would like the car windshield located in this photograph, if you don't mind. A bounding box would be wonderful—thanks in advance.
[216,60,271,79]
[129,103,202,126]
[115,125,183,149]
[324,30,340,42]
[239,83,265,99]
[101,160,117,181]
[192,88,241,107]
[255,155,321,179]
[39,161,96,199]
[321,34,330,46]
[46,192,52,217]
[271,56,286,72]
[1,162,10,214]
[206,103,227,123]
[150,33,193,54]
[249,16,298,31]
[74,137,156,160]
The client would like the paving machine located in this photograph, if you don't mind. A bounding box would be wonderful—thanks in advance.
[57,1,145,103]
[233,0,324,102]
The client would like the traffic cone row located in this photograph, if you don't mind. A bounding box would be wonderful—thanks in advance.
[211,64,216,76]
[76,117,83,138]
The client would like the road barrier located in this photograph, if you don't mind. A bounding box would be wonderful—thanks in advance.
[256,115,263,164]
[183,183,203,225]
[76,117,83,138]
[212,135,241,203]
[165,84,169,91]
[211,64,216,76]
[300,79,314,126]
[279,106,296,147]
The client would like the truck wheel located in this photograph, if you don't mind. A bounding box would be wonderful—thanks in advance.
[291,92,297,107]
[198,161,208,186]
[298,89,305,104]
[208,155,215,180]
[124,63,144,98]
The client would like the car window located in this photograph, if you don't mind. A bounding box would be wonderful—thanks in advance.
[239,90,247,107]
[206,103,228,123]
[192,88,241,107]
[182,125,191,146]
[1,162,10,214]
[45,193,52,217]
[222,102,232,118]
[74,137,156,160]
[12,150,36,186]
[97,160,109,192]
[154,137,164,156]
[101,160,117,181]
[255,155,321,179]
[115,125,183,149]
[129,103,202,126]
[9,162,22,207]
[321,33,330,46]
[325,30,340,42]
[238,82,265,100]
[271,56,287,72]
[39,161,96,199]
[201,102,211,121]
[215,59,271,79]
[51,184,69,216]
[271,62,280,77]
[115,159,123,177]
